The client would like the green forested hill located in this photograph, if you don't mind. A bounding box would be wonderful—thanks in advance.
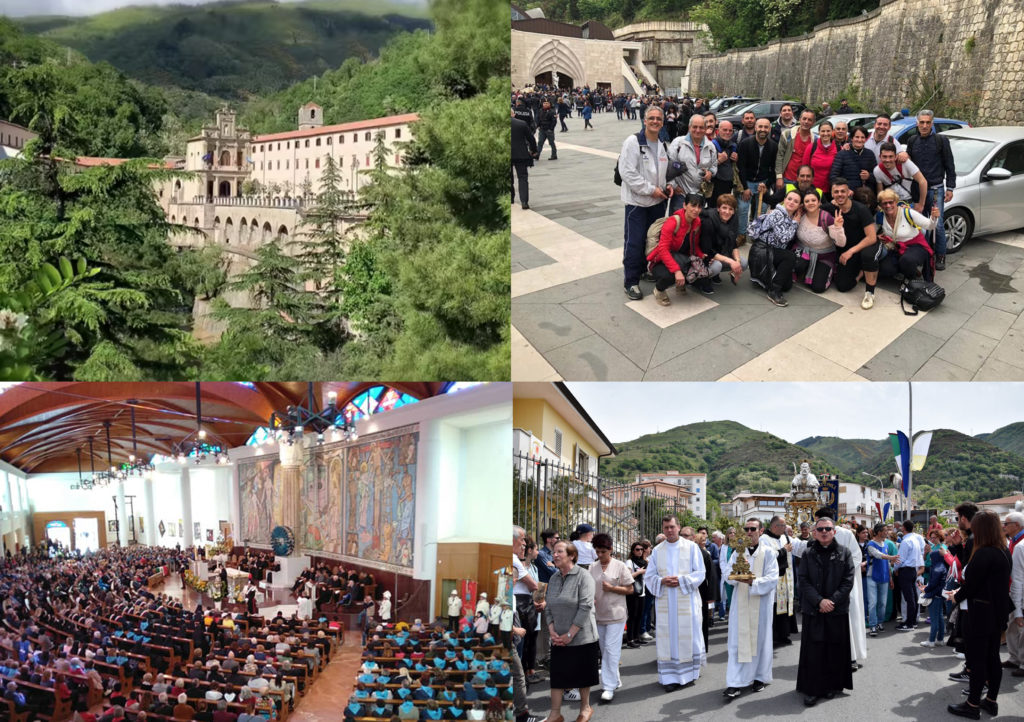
[798,429,1024,511]
[600,420,843,504]
[797,435,889,477]
[599,422,1024,516]
[976,422,1024,458]
[15,0,431,100]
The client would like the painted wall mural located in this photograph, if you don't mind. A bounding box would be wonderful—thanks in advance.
[237,425,418,570]
[238,456,281,546]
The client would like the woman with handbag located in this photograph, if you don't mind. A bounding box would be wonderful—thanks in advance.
[746,189,802,307]
[590,534,634,704]
[646,193,707,306]
[945,511,1012,719]
[543,540,599,722]
[624,542,647,649]
[792,190,844,292]
[920,528,949,648]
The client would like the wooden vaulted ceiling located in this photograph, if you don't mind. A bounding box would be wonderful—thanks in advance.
[0,382,447,473]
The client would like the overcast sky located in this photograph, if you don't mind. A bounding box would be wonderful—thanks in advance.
[0,0,426,17]
[566,382,1024,445]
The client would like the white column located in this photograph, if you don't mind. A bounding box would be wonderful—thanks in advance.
[226,465,239,543]
[116,482,129,547]
[181,466,194,549]
[144,475,158,546]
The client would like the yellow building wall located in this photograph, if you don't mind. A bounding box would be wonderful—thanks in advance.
[513,398,601,467]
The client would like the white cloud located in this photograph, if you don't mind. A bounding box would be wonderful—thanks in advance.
[565,382,1024,445]
[1,0,426,18]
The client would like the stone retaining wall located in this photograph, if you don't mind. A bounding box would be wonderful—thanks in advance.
[687,0,1024,123]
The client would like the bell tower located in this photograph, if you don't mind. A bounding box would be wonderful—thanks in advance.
[298,102,323,130]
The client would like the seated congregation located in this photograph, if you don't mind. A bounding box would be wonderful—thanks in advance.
[345,613,513,721]
[0,544,339,722]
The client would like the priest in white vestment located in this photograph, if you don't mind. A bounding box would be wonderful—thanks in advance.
[832,522,868,667]
[644,515,707,692]
[722,519,779,699]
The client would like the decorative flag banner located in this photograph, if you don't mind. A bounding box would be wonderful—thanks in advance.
[884,502,891,521]
[889,432,911,497]
[911,431,933,472]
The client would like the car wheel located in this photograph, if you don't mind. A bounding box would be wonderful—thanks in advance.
[943,207,973,254]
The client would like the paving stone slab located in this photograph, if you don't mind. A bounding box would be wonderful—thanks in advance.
[933,327,1000,373]
[544,334,645,381]
[644,335,757,381]
[858,328,947,381]
[510,302,594,353]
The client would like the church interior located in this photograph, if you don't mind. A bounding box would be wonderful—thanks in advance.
[0,381,512,721]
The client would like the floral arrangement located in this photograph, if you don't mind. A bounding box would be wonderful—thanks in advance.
[184,569,209,594]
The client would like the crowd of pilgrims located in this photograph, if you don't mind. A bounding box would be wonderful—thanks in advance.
[0,544,338,722]
[344,609,514,721]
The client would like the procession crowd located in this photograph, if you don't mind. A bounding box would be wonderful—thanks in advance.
[511,88,955,311]
[509,502,1024,722]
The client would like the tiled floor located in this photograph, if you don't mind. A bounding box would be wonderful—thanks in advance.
[512,115,1024,381]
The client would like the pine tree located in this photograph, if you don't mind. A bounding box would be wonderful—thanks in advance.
[295,153,370,343]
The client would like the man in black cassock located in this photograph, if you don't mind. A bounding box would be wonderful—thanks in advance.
[795,515,854,707]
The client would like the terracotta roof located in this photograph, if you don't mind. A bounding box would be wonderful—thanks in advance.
[73,157,179,170]
[253,113,419,143]
[74,157,131,167]
[979,493,1024,505]
[301,102,322,109]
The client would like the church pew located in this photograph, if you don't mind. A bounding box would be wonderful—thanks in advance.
[0,673,71,722]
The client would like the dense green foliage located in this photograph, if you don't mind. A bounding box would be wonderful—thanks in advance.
[0,19,168,157]
[1,0,508,380]
[976,422,1024,459]
[17,1,431,101]
[526,0,880,51]
[601,420,843,505]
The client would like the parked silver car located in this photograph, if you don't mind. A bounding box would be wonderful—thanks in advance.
[941,126,1024,252]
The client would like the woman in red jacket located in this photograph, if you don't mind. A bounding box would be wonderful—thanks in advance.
[646,193,704,306]
[802,120,839,199]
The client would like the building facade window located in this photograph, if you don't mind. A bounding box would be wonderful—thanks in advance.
[316,138,321,147]
[304,140,310,148]
[395,128,401,139]
[365,131,371,141]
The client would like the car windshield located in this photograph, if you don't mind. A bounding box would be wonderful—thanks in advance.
[947,137,998,175]
[726,101,760,116]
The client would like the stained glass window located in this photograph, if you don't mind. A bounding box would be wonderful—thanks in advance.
[246,385,419,446]
[444,382,485,394]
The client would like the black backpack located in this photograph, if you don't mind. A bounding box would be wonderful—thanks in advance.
[614,131,667,186]
[900,278,945,315]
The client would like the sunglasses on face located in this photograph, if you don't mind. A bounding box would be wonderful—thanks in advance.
[815,527,834,533]
[744,528,758,533]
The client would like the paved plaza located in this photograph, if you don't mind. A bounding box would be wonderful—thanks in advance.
[523,612,1024,721]
[511,114,1024,381]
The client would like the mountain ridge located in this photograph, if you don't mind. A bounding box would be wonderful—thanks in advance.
[600,420,1024,515]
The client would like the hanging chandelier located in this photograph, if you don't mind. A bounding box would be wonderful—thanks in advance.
[265,382,357,447]
[170,382,231,465]
[115,403,155,478]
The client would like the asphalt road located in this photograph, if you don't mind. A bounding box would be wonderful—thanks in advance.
[524,611,1024,721]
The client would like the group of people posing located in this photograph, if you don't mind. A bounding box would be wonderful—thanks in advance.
[511,502,1021,722]
[619,102,955,310]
